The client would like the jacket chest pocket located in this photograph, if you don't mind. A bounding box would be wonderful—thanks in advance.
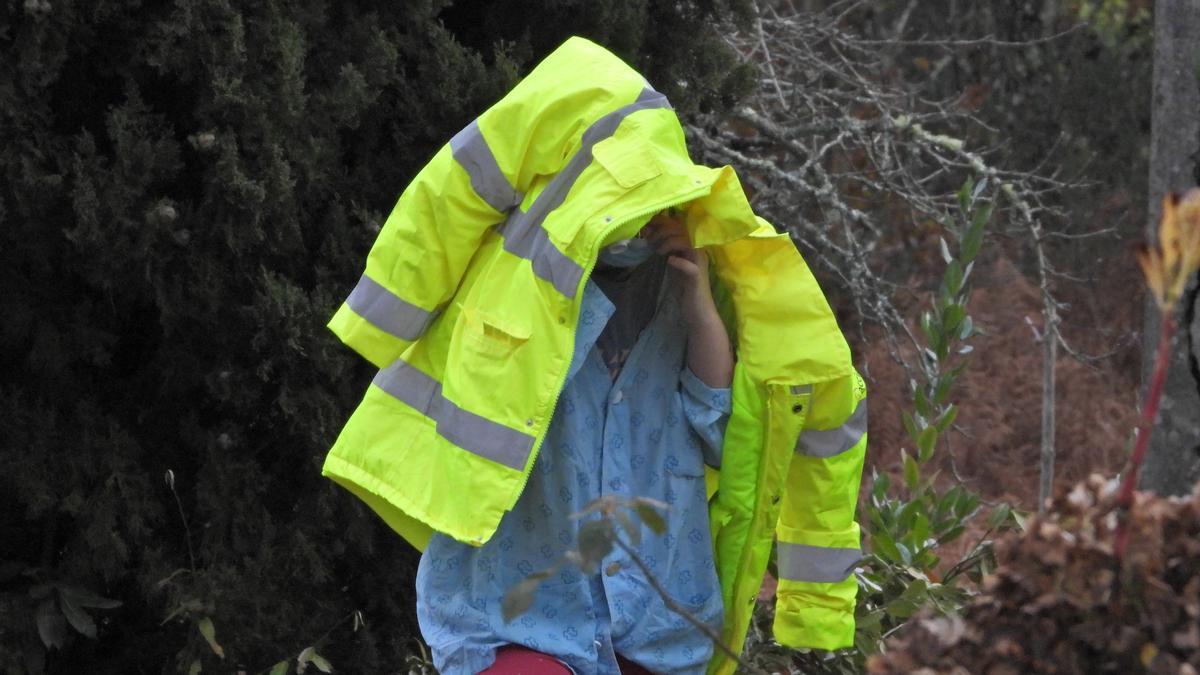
[458,305,531,359]
[593,132,662,188]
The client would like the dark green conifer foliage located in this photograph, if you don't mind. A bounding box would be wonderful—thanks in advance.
[0,0,752,671]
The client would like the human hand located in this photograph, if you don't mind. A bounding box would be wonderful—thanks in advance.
[643,210,718,328]
[644,210,733,387]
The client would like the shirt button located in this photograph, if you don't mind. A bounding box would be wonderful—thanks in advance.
[611,390,624,405]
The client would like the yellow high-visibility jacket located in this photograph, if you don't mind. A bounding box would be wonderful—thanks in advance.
[323,36,867,673]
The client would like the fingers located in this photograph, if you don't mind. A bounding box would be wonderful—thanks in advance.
[644,211,710,277]
[643,211,688,244]
[655,233,693,257]
[667,254,701,279]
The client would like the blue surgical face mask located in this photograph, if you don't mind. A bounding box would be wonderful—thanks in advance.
[598,237,655,268]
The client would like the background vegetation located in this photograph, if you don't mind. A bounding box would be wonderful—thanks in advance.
[0,0,1162,673]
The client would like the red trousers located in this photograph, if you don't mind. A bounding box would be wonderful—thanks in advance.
[480,645,655,675]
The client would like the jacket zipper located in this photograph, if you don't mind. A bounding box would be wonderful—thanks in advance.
[514,185,712,496]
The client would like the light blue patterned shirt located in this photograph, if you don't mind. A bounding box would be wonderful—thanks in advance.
[416,273,731,675]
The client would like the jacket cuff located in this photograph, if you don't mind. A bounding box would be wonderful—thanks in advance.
[773,578,857,650]
[327,302,410,369]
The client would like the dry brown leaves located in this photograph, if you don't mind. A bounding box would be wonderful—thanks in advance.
[867,474,1200,675]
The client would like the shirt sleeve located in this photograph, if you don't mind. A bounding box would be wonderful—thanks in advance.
[679,366,733,468]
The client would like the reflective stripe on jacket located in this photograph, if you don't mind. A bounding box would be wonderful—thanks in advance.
[322,35,868,673]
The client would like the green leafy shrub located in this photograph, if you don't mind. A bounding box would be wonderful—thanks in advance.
[0,2,751,672]
[744,180,1022,674]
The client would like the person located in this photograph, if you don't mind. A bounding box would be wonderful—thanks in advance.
[417,210,734,674]
[322,36,868,675]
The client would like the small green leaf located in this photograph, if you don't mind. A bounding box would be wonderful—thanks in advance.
[944,260,964,297]
[897,499,920,531]
[857,570,884,593]
[577,520,615,570]
[937,485,961,516]
[269,661,290,675]
[868,504,887,531]
[943,303,964,337]
[855,631,880,658]
[917,425,938,462]
[869,530,902,563]
[939,525,966,544]
[297,646,334,674]
[634,503,667,535]
[1012,509,1030,532]
[187,660,202,675]
[60,586,121,610]
[971,203,993,237]
[938,237,952,264]
[986,503,1013,530]
[957,178,974,212]
[933,374,953,405]
[903,576,929,599]
[36,598,67,649]
[198,617,224,659]
[914,387,933,419]
[955,314,974,336]
[961,221,985,262]
[58,591,96,639]
[310,653,333,673]
[916,551,941,570]
[911,512,930,549]
[885,595,921,619]
[929,332,947,362]
[870,471,890,502]
[955,491,981,519]
[902,451,919,491]
[970,176,989,202]
[855,609,884,631]
[935,405,958,433]
[919,311,936,344]
[901,410,919,441]
[500,578,540,623]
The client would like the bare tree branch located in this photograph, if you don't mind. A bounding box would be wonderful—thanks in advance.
[692,4,1097,501]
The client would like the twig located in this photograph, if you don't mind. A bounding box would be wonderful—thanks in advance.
[1113,312,1176,562]
[856,23,1086,49]
[165,470,197,573]
[753,3,788,110]
[611,537,767,675]
[941,523,1000,585]
[1039,310,1058,514]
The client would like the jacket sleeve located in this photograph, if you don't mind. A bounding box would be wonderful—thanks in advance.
[773,369,868,650]
[327,38,649,367]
